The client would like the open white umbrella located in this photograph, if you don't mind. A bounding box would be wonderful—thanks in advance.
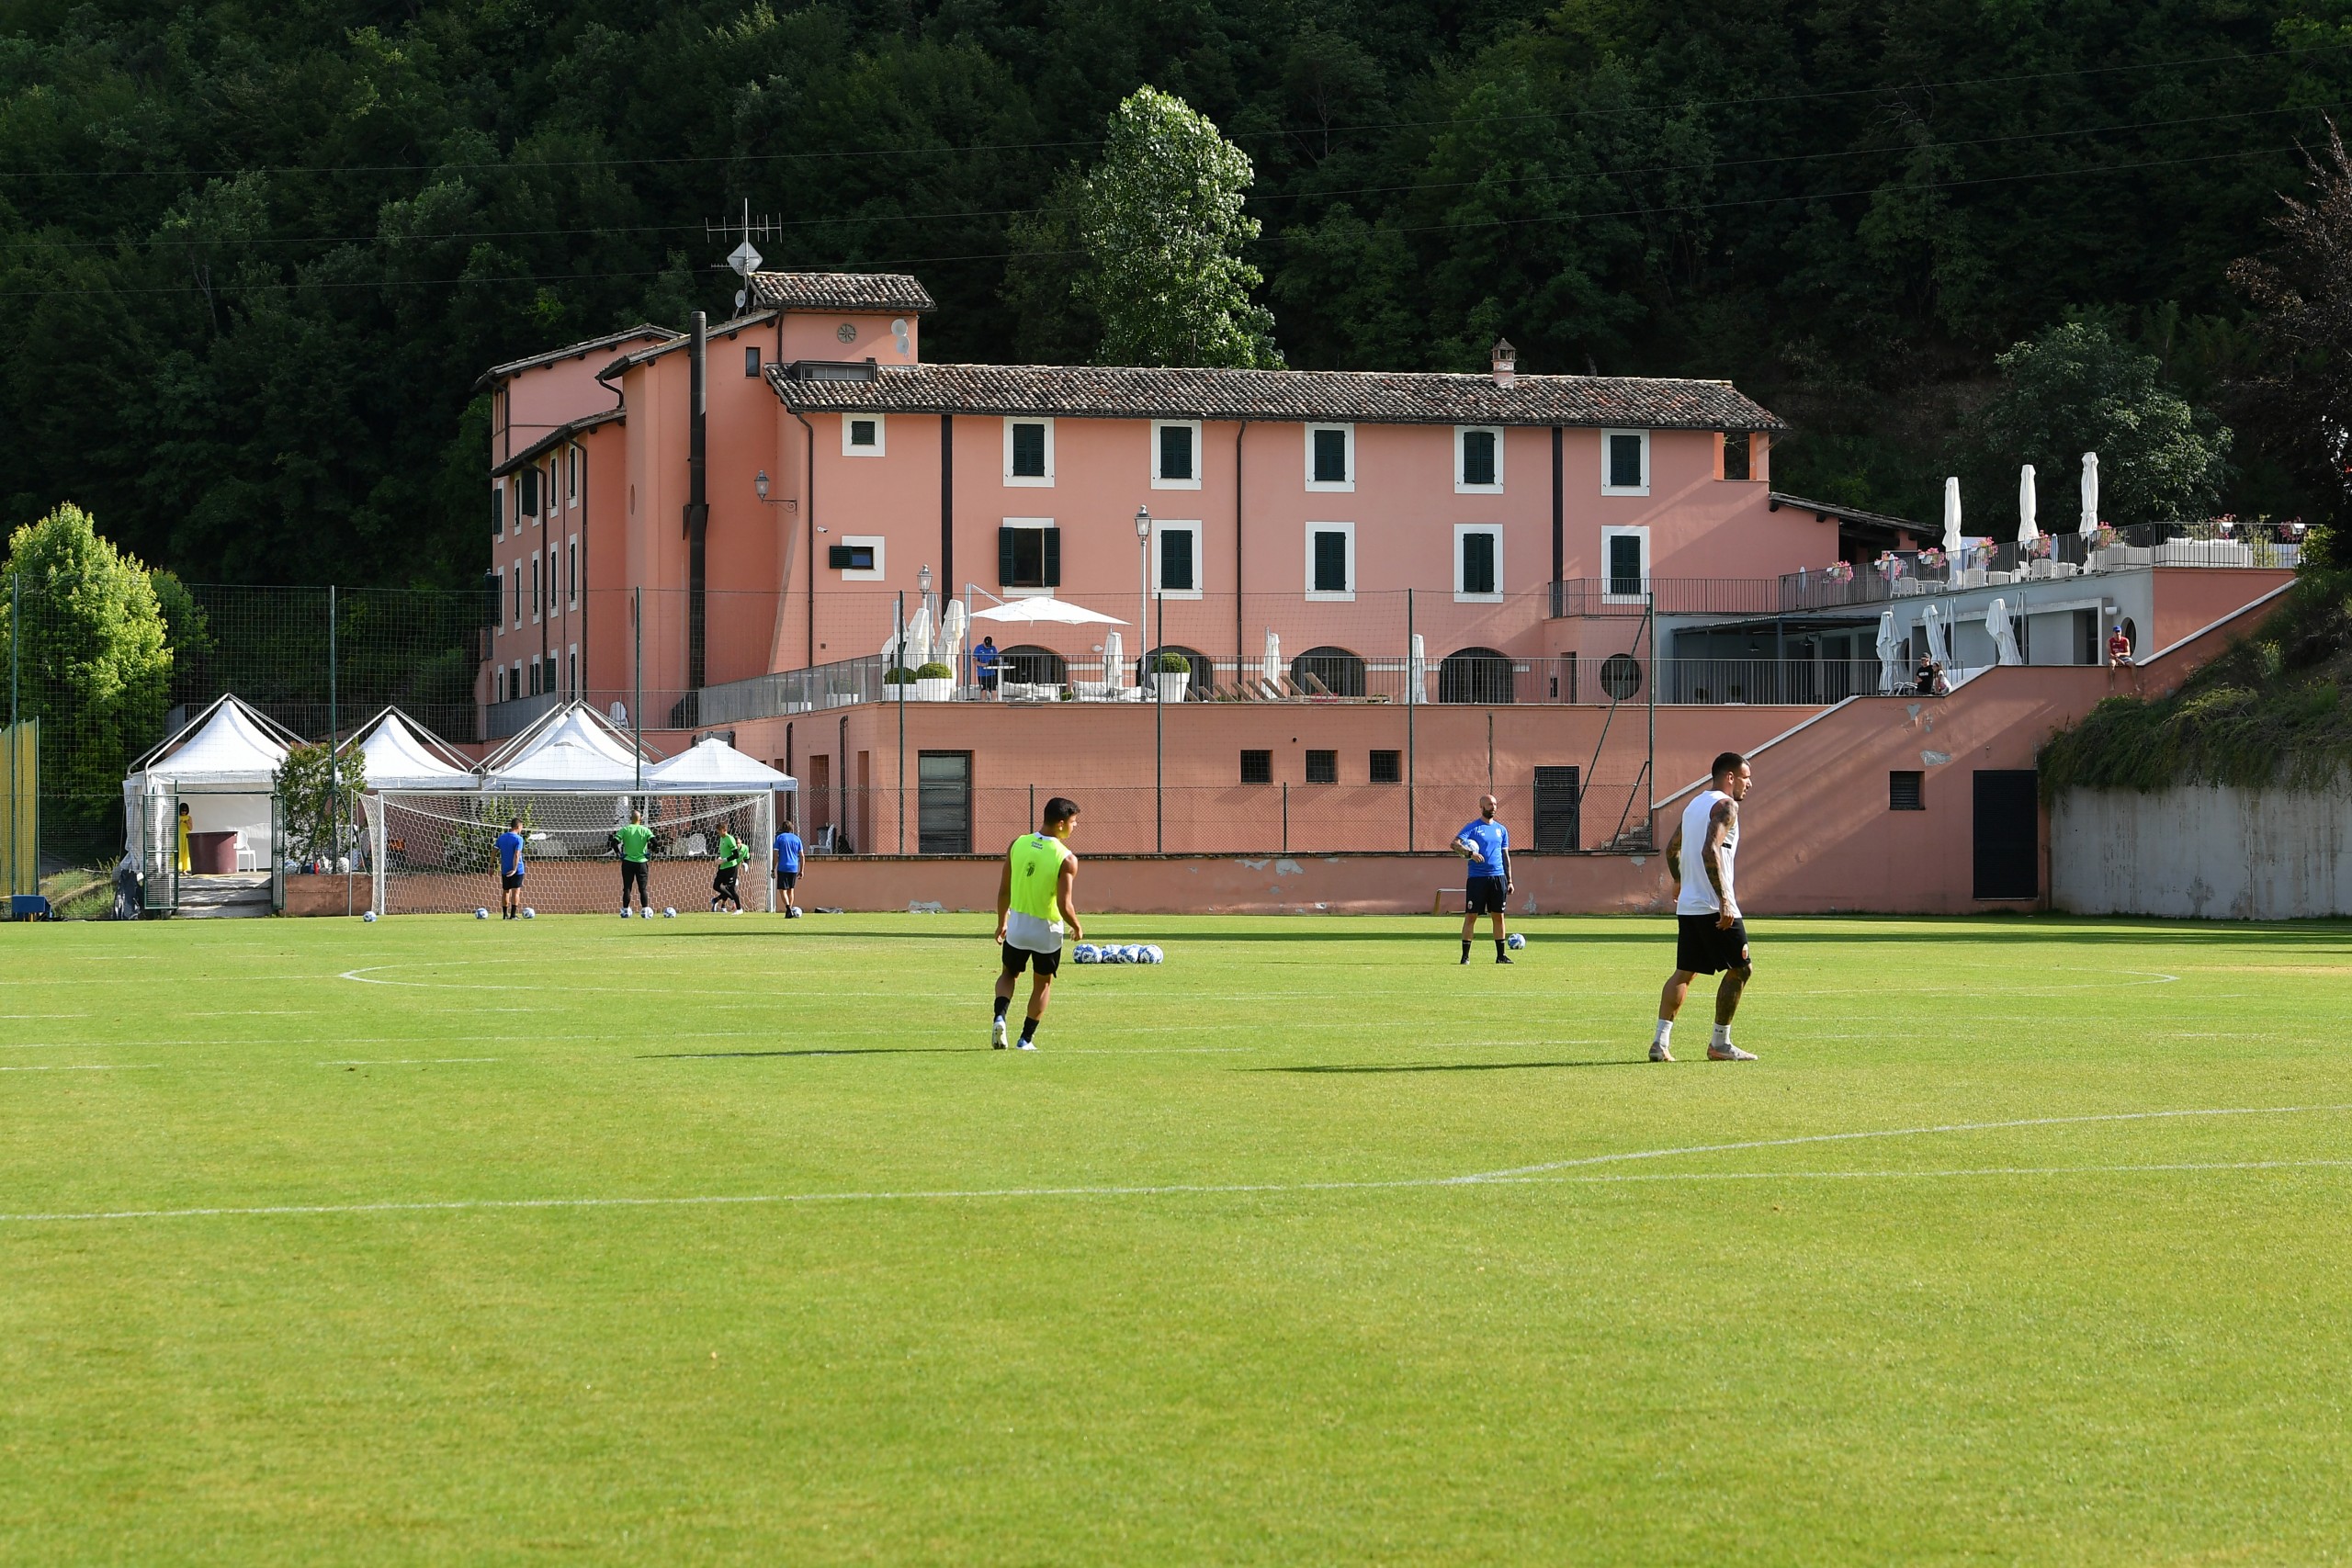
[2017,464,2041,548]
[1875,611,1905,694]
[969,597,1125,628]
[1102,628,1125,692]
[2078,452,2100,536]
[1261,627,1282,696]
[1942,476,1963,558]
[1986,597,2023,666]
[1408,633,1428,705]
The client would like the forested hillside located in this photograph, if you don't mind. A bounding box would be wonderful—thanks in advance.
[3,0,2346,588]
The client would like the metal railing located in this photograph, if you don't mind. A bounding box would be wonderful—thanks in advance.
[1777,523,2301,613]
[696,653,891,724]
[484,690,562,739]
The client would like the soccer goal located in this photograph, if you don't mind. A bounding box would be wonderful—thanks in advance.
[366,790,776,917]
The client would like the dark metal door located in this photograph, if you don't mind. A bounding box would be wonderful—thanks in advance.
[1972,770,2039,900]
[1532,766,1581,852]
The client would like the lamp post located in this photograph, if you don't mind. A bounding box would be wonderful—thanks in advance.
[918,563,934,633]
[1134,505,1151,687]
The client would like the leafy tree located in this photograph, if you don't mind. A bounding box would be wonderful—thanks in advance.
[273,739,366,863]
[1961,321,2232,536]
[1074,87,1283,369]
[0,504,173,832]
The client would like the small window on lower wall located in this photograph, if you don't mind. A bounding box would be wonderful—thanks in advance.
[1369,750,1401,784]
[1240,750,1272,785]
[1890,771,1925,811]
[1306,750,1338,784]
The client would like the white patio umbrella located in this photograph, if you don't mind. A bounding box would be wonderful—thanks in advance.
[2016,464,2041,548]
[1942,476,1963,557]
[1408,633,1428,705]
[1923,603,1952,672]
[1986,597,2023,666]
[969,597,1125,628]
[2079,452,2100,536]
[885,604,933,668]
[1875,611,1905,694]
[1102,628,1125,691]
[937,599,968,682]
[1261,627,1282,696]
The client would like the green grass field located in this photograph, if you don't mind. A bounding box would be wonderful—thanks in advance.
[5,911,2351,1564]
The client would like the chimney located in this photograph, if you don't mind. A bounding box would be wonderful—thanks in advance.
[1490,338,1517,387]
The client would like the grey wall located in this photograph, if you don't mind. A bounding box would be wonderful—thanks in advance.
[2052,782,2352,918]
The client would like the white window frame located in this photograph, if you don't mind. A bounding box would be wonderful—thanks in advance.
[1001,518,1058,596]
[1305,521,1356,602]
[1601,429,1651,496]
[511,562,522,630]
[1150,420,1203,491]
[1305,423,1354,491]
[513,660,524,698]
[1453,525,1503,603]
[567,446,580,506]
[492,478,505,539]
[568,643,578,694]
[567,535,579,608]
[1152,519,1203,599]
[1600,525,1651,604]
[531,550,542,623]
[842,413,887,457]
[1002,417,1055,487]
[1454,425,1504,494]
[836,534,887,582]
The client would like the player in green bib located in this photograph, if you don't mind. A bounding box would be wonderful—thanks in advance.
[614,808,655,917]
[991,796,1082,1050]
[709,824,748,914]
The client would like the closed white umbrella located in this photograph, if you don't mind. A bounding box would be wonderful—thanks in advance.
[1942,476,1963,559]
[1261,627,1282,696]
[885,604,933,668]
[1986,597,2023,666]
[1923,604,1951,672]
[937,599,968,683]
[1408,633,1428,705]
[1875,611,1905,694]
[2017,464,2041,548]
[2079,452,2100,536]
[1102,628,1125,691]
[969,597,1125,628]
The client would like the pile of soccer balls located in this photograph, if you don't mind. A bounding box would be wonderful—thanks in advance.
[1072,943,1164,964]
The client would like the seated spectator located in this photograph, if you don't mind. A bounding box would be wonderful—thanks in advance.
[2107,625,2134,668]
[1914,652,1938,695]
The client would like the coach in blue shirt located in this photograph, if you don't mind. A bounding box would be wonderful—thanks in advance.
[495,818,526,921]
[773,817,805,914]
[1453,795,1512,964]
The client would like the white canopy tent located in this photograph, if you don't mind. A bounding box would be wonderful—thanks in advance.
[341,706,477,791]
[120,694,300,866]
[643,736,797,794]
[482,701,650,791]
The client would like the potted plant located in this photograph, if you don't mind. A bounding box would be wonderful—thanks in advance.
[1153,650,1192,702]
[882,666,916,700]
[1916,546,1946,574]
[913,660,956,702]
[1823,560,1854,584]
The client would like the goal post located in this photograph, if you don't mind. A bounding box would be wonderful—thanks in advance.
[365,790,775,917]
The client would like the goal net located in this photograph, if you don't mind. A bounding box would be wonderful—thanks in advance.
[366,790,776,917]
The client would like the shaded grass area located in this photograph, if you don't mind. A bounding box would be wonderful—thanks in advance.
[2041,567,2352,795]
[2,912,2350,1564]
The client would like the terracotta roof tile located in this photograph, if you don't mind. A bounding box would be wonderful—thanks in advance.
[768,362,1782,430]
[747,272,936,313]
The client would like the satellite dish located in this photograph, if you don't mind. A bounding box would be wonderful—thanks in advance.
[728,239,763,276]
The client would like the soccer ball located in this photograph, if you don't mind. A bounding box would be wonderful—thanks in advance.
[1142,944,1165,964]
[362,910,378,923]
[662,907,677,919]
[474,908,489,919]
[1506,932,1527,950]
[785,905,803,919]
[522,908,536,920]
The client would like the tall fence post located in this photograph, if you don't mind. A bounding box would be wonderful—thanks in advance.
[895,591,905,855]
[1154,589,1164,854]
[1405,588,1415,853]
[329,585,345,913]
[8,572,17,897]
[1281,782,1288,856]
[632,586,643,793]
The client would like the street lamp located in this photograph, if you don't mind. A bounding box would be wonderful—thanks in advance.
[754,468,769,502]
[1135,505,1151,689]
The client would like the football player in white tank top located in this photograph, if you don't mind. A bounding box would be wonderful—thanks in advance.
[1652,751,1758,1062]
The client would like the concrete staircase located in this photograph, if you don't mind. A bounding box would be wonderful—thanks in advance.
[176,873,272,918]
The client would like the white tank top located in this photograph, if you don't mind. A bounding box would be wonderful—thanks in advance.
[1676,788,1739,916]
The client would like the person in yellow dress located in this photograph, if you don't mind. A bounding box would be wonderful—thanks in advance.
[175,802,192,874]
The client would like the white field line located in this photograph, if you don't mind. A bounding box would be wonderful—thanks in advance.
[0,1064,159,1073]
[4,1104,2344,1225]
[318,1058,502,1066]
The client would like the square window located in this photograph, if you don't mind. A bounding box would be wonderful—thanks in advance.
[492,482,505,539]
[1005,418,1054,484]
[1310,527,1351,595]
[1369,749,1401,784]
[568,446,579,504]
[1151,420,1201,487]
[1603,430,1649,493]
[744,345,763,378]
[1601,527,1648,600]
[1456,525,1500,601]
[567,536,578,607]
[518,466,539,517]
[1890,771,1925,811]
[831,536,886,580]
[997,524,1058,589]
[1457,426,1502,491]
[842,414,887,457]
[1310,426,1351,486]
[1722,431,1750,482]
[1306,750,1338,785]
[1156,525,1199,595]
[1239,750,1273,785]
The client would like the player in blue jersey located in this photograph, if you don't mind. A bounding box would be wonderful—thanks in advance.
[773,816,804,914]
[494,818,526,920]
[1453,795,1513,964]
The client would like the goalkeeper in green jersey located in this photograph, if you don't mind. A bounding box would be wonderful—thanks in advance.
[709,824,749,914]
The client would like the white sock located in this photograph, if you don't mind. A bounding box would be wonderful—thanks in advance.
[1712,1024,1732,1048]
[1654,1019,1673,1046]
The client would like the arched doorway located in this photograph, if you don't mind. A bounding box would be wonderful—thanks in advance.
[1000,645,1067,685]
[1137,645,1212,694]
[1291,646,1365,697]
[1439,647,1514,704]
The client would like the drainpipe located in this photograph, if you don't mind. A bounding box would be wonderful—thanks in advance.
[1234,418,1251,684]
[789,403,818,667]
[684,311,709,694]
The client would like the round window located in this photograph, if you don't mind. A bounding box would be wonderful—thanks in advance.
[836,322,858,344]
[1600,653,1643,700]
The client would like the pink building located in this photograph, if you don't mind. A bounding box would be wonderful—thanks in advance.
[472,273,2287,913]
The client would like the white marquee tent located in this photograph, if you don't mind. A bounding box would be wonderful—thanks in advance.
[342,706,478,792]
[120,694,301,866]
[643,736,797,794]
[481,702,650,791]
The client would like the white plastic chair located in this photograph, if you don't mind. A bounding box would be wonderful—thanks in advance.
[232,830,258,872]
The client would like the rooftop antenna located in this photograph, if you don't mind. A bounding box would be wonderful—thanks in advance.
[724,199,763,315]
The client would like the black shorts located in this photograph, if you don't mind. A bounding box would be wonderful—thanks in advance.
[1676,913,1751,976]
[713,865,740,895]
[1464,879,1507,916]
[1001,942,1063,977]
[775,871,799,889]
[620,861,649,899]
[500,872,524,891]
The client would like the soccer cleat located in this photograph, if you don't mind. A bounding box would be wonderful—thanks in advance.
[1707,1043,1758,1061]
[1649,1041,1674,1062]
[1015,1039,1037,1051]
[1495,954,1513,964]
[991,1018,1008,1049]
